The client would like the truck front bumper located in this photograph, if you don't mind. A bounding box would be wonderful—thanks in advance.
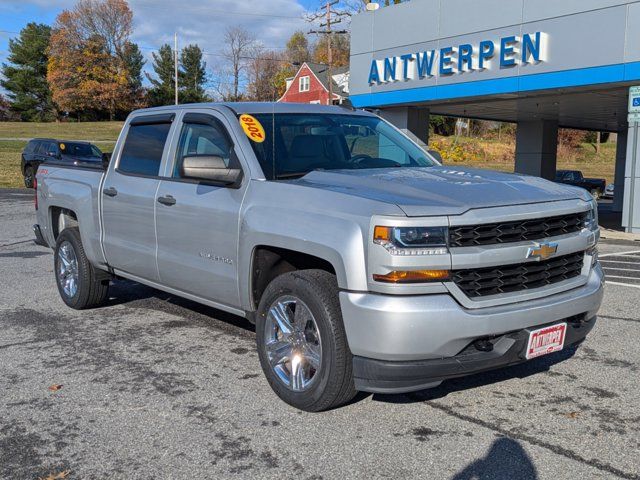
[339,264,604,394]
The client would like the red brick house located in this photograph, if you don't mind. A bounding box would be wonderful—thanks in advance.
[278,62,349,105]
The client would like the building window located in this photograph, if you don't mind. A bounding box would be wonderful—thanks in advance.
[299,76,310,92]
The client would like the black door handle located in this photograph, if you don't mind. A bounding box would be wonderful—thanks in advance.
[103,187,118,197]
[157,195,176,206]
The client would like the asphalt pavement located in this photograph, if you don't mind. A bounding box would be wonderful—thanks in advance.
[1,188,639,480]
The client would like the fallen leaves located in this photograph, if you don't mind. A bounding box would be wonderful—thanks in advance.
[39,470,70,480]
[48,384,63,392]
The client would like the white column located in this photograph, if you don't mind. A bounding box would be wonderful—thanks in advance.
[514,120,559,181]
[622,121,640,233]
[379,107,430,148]
[612,130,627,213]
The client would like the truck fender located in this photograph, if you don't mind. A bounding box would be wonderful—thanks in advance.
[238,206,368,311]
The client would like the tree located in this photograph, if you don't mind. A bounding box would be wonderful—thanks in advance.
[47,0,143,118]
[221,26,257,101]
[0,95,19,121]
[180,44,209,104]
[312,33,350,67]
[121,41,146,108]
[286,31,310,66]
[48,33,129,119]
[0,23,55,121]
[73,0,133,58]
[146,44,176,107]
[247,49,286,101]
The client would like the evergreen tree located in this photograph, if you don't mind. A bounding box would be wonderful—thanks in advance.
[1,23,55,121]
[180,44,208,104]
[145,44,176,106]
[122,41,145,89]
[121,41,146,109]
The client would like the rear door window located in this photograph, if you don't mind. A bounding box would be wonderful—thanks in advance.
[47,143,58,157]
[119,123,172,176]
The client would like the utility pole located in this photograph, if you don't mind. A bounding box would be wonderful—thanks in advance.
[174,32,179,105]
[308,1,349,105]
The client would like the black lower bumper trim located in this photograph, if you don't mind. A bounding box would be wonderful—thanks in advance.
[353,315,596,394]
[33,224,48,247]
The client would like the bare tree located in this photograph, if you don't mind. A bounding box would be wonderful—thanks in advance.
[73,0,133,58]
[222,26,257,101]
[246,48,287,101]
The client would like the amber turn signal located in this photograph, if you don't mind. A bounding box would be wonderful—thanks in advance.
[374,226,391,242]
[373,270,450,284]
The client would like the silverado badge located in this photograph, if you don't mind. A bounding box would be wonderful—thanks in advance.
[527,242,558,261]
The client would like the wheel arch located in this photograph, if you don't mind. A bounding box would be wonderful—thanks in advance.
[249,245,338,313]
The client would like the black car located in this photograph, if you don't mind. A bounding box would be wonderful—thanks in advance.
[21,138,103,188]
[554,170,607,200]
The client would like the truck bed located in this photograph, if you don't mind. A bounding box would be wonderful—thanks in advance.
[36,162,107,267]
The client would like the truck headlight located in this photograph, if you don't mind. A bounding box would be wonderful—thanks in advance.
[584,201,599,232]
[374,226,448,256]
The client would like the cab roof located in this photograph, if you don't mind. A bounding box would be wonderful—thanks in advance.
[129,102,376,117]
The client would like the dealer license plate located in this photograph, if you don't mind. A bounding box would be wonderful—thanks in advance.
[525,323,567,360]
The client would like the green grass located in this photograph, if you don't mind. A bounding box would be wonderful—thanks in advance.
[0,140,27,189]
[0,122,120,188]
[0,121,124,142]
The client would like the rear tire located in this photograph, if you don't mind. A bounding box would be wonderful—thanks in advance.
[256,270,356,412]
[24,166,34,189]
[54,227,109,310]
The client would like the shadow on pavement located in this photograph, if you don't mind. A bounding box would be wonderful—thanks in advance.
[105,279,255,334]
[450,437,538,480]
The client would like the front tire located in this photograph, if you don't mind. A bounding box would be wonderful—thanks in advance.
[256,270,356,412]
[24,166,34,189]
[54,227,109,310]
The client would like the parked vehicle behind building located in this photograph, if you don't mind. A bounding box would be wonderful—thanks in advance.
[34,103,604,411]
[21,138,103,188]
[554,170,607,200]
[603,184,615,199]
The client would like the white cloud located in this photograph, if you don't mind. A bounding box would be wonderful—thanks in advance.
[128,0,308,71]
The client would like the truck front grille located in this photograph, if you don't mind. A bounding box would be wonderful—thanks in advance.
[452,252,584,298]
[449,212,587,248]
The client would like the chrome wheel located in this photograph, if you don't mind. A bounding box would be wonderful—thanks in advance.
[57,241,79,298]
[263,295,322,392]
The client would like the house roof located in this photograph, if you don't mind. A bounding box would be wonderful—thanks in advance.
[304,62,349,98]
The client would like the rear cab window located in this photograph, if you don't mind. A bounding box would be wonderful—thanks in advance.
[118,115,173,176]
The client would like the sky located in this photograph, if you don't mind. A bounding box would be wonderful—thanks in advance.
[0,0,348,93]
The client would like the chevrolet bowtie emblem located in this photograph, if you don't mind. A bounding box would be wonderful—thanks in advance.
[527,242,559,261]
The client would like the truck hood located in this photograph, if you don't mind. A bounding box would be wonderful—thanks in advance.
[291,166,588,216]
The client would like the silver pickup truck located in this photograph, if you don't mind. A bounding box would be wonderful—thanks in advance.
[34,103,604,411]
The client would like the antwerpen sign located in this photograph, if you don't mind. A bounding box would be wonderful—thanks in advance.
[368,32,547,85]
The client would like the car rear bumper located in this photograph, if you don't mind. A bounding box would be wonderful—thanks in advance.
[339,264,604,392]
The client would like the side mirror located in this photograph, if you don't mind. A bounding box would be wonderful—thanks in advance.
[102,152,112,169]
[428,149,444,164]
[181,155,242,185]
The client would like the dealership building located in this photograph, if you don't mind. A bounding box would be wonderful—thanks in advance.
[349,0,640,232]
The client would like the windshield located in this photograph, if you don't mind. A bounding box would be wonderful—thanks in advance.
[61,142,102,158]
[243,113,437,180]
